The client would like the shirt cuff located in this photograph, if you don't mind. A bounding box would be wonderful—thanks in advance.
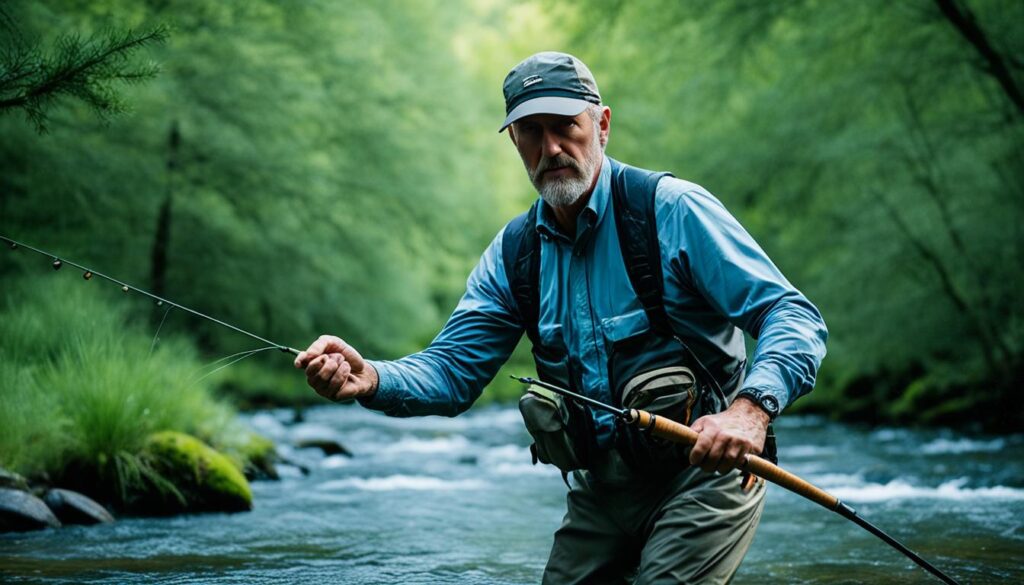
[739,367,790,411]
[358,360,405,413]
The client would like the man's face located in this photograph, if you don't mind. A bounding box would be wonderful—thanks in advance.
[510,107,609,208]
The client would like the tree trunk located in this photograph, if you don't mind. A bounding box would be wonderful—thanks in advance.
[150,120,179,314]
[933,0,1024,117]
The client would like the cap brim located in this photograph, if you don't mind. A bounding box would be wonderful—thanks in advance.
[499,97,591,132]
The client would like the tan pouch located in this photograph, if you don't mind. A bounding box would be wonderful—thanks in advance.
[620,366,698,424]
[518,388,586,472]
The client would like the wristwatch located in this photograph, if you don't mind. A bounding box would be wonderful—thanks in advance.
[735,388,781,422]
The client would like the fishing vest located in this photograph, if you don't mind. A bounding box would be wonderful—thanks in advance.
[504,158,745,477]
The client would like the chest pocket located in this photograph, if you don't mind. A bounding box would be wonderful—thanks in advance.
[601,309,650,344]
[532,323,570,389]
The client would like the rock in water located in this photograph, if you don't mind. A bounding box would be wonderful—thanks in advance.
[0,488,61,532]
[236,432,279,481]
[43,489,114,525]
[294,438,353,457]
[141,431,253,514]
[0,468,30,492]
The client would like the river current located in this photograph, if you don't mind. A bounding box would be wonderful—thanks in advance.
[2,405,1022,583]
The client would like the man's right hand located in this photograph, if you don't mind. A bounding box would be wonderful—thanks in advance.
[294,335,379,402]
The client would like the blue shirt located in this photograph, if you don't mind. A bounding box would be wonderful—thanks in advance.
[363,156,827,444]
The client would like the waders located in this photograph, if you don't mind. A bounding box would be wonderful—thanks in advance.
[512,375,963,585]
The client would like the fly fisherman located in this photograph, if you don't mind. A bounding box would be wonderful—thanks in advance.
[295,52,828,584]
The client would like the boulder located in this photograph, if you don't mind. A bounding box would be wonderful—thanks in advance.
[235,432,279,481]
[0,468,30,492]
[0,488,60,532]
[43,489,114,525]
[294,438,353,457]
[291,423,353,457]
[140,431,253,514]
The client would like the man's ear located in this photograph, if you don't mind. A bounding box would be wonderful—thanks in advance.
[599,107,611,148]
[507,125,517,146]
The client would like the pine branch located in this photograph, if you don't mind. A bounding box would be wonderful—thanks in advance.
[0,24,169,132]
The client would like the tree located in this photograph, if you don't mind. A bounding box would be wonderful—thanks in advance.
[0,7,166,132]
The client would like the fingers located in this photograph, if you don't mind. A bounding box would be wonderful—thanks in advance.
[295,335,348,369]
[302,353,359,402]
[716,442,748,474]
[688,424,716,468]
[689,416,753,474]
[306,354,340,398]
[702,430,728,473]
[328,360,353,401]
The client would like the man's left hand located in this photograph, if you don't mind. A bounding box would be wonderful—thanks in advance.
[688,397,770,474]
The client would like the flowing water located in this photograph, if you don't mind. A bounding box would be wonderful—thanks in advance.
[1,406,1022,584]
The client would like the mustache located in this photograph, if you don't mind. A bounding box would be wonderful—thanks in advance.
[532,154,583,182]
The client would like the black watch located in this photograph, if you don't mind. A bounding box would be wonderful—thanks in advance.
[736,388,780,421]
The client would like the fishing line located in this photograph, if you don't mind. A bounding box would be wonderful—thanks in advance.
[189,345,279,386]
[148,304,173,357]
[1,234,300,356]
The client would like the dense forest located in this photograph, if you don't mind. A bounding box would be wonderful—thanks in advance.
[2,0,1021,432]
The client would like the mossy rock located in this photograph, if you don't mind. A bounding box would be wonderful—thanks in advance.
[229,431,279,481]
[140,431,253,514]
[0,468,30,492]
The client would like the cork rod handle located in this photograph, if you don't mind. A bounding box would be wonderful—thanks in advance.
[631,409,839,510]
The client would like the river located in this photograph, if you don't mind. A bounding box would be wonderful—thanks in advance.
[1,405,1022,583]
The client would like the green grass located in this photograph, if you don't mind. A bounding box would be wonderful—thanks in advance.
[0,275,246,505]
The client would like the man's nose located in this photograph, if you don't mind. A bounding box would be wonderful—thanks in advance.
[541,129,563,158]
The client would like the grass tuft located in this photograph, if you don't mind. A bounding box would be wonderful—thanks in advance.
[0,275,244,507]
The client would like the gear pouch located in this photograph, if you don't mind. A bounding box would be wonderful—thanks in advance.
[519,388,590,473]
[615,365,699,477]
[620,366,698,422]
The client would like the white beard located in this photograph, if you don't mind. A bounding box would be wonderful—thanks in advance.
[524,125,603,208]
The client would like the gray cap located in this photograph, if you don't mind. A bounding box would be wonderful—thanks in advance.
[499,51,601,132]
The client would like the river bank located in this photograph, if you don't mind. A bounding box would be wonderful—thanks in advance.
[0,277,278,525]
[2,405,1021,584]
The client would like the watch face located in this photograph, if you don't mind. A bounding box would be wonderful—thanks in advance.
[762,395,780,416]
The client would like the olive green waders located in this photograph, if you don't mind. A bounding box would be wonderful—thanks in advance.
[542,450,766,585]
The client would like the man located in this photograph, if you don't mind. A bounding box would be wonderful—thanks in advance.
[295,52,827,584]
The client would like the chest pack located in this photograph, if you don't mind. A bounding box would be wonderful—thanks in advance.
[503,158,740,478]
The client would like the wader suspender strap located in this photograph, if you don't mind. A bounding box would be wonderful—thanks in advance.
[608,159,674,336]
[502,201,542,347]
[610,160,730,397]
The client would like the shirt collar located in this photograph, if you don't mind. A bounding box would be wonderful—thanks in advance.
[535,155,611,245]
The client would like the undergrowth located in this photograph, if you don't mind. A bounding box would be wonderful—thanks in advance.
[0,275,242,505]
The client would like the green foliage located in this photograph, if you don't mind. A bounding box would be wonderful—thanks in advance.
[0,5,167,132]
[0,276,243,504]
[0,359,64,478]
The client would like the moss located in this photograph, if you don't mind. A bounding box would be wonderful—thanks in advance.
[225,431,279,481]
[140,431,252,514]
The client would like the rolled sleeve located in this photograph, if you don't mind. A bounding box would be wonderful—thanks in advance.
[658,181,828,409]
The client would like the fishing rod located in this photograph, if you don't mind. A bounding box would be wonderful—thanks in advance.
[511,375,963,585]
[1,234,301,356]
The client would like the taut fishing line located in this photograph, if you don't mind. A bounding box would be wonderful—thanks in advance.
[1,235,301,366]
